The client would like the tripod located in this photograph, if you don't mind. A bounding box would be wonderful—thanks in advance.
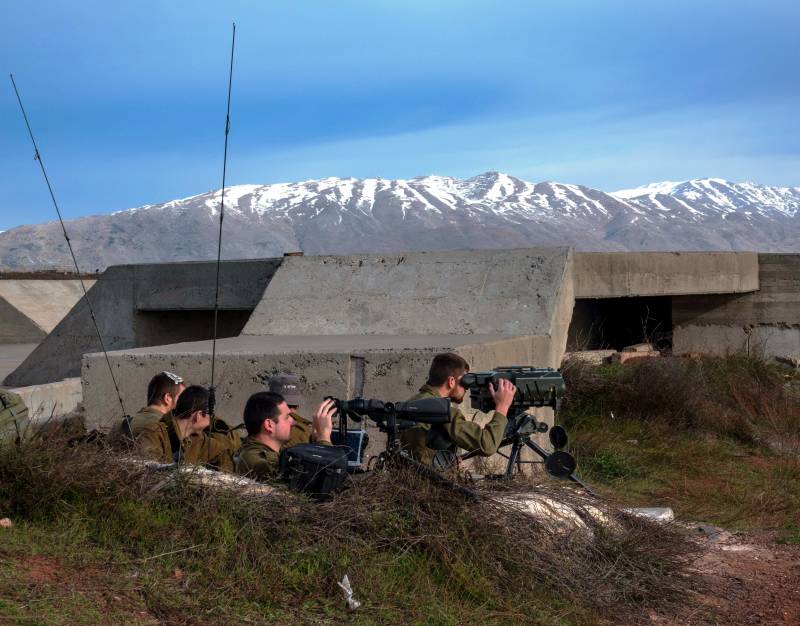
[462,409,596,496]
[375,412,480,501]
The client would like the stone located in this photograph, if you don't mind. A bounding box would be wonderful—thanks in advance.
[622,342,655,353]
[612,350,660,364]
[562,350,617,365]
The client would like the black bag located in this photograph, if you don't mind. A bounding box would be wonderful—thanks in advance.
[278,444,349,501]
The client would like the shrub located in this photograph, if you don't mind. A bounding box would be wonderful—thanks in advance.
[561,355,800,448]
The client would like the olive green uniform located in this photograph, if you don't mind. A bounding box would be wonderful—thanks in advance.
[234,438,281,481]
[235,428,332,482]
[0,390,29,445]
[132,413,235,472]
[107,406,165,448]
[129,406,165,431]
[398,385,507,466]
[285,411,313,448]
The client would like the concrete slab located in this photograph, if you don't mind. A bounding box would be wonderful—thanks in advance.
[5,259,280,387]
[81,333,555,430]
[9,377,82,421]
[673,254,800,360]
[0,280,95,333]
[0,343,38,381]
[244,248,572,336]
[81,332,558,476]
[573,251,759,298]
[0,298,44,343]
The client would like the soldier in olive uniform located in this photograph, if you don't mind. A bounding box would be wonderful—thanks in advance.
[235,392,337,481]
[109,371,186,446]
[399,352,517,466]
[133,385,236,472]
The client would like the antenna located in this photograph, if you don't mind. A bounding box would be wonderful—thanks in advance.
[9,74,128,419]
[208,22,237,417]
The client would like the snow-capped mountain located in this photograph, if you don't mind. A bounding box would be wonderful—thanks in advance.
[1,173,798,270]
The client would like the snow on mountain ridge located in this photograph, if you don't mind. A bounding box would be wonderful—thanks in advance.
[108,175,800,226]
[3,172,799,271]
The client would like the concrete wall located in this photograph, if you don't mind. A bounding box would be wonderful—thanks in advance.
[81,333,548,427]
[82,333,552,464]
[10,377,83,422]
[673,254,800,359]
[573,251,759,298]
[0,298,45,343]
[5,259,280,387]
[0,280,95,333]
[547,250,576,366]
[5,266,137,387]
[244,248,571,336]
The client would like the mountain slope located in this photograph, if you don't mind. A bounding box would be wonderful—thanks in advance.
[1,173,798,270]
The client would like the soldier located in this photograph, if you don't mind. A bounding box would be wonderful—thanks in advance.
[235,392,337,481]
[107,371,185,447]
[399,352,516,466]
[116,371,186,438]
[264,373,314,447]
[133,385,236,471]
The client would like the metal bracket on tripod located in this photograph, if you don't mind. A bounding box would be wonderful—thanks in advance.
[462,409,596,496]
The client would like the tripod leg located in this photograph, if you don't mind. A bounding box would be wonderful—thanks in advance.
[395,452,480,501]
[505,441,521,477]
[524,440,597,497]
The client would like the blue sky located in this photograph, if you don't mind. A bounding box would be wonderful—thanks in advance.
[2,0,799,230]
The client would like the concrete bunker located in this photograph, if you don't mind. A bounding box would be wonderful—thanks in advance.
[4,259,280,387]
[134,309,252,346]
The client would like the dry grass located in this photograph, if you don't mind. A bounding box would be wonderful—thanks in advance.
[561,354,800,449]
[559,355,800,533]
[0,431,699,625]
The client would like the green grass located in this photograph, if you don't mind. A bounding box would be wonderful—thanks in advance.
[561,355,800,532]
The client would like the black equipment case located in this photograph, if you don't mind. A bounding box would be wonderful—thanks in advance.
[278,443,349,501]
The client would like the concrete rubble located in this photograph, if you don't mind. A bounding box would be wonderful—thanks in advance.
[613,343,660,364]
[562,349,617,365]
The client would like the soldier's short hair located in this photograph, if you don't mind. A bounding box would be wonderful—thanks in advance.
[174,386,209,420]
[146,372,184,406]
[426,353,470,386]
[243,391,284,436]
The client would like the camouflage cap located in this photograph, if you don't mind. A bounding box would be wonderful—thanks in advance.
[265,373,302,407]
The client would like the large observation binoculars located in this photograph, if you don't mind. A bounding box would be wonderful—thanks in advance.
[460,367,564,413]
[328,396,451,431]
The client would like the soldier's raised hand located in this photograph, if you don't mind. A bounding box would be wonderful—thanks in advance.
[488,378,517,416]
[312,398,337,443]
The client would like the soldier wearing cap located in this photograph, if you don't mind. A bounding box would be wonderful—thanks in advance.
[134,385,236,471]
[265,373,316,448]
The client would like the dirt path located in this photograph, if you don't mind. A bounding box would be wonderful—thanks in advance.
[687,529,800,625]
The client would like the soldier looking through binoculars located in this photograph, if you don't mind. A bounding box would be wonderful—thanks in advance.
[399,353,517,466]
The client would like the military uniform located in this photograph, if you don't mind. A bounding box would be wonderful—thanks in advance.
[285,411,313,447]
[235,431,332,482]
[399,385,507,466]
[108,405,165,448]
[209,416,244,453]
[133,412,235,472]
[0,389,29,445]
[234,437,281,481]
